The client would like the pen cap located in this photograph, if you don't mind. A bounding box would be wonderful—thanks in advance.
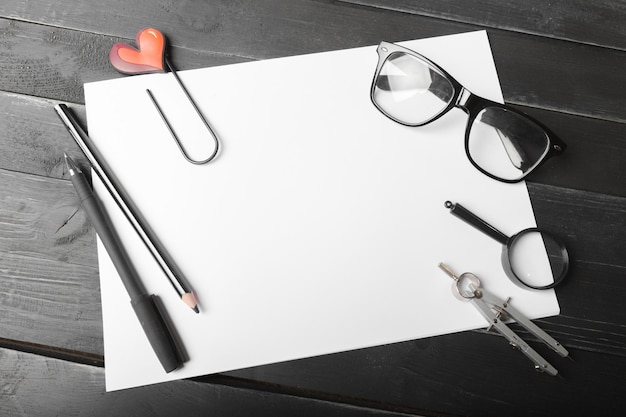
[131,294,182,373]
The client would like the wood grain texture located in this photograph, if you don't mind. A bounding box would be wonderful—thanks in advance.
[339,0,626,51]
[225,332,626,417]
[0,17,245,104]
[518,104,626,198]
[0,169,95,267]
[1,2,625,122]
[526,183,626,356]
[0,1,625,416]
[0,169,103,355]
[0,92,87,179]
[0,349,417,417]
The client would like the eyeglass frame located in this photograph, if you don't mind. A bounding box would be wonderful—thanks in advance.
[370,41,567,183]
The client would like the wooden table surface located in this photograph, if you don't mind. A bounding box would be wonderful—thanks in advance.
[1,1,625,416]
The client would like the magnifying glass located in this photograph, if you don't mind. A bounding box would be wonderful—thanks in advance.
[444,200,569,290]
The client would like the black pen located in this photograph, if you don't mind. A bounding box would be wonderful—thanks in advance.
[64,153,182,373]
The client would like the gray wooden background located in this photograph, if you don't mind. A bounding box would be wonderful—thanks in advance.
[1,1,625,416]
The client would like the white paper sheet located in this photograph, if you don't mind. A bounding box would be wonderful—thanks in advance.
[84,31,560,391]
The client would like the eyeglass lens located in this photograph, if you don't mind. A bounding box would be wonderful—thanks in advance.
[468,107,551,182]
[372,52,454,125]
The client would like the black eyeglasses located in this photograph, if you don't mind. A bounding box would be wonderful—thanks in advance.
[370,41,567,183]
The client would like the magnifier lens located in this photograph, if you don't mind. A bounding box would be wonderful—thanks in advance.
[507,229,567,289]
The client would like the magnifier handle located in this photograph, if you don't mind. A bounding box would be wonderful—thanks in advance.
[445,201,509,245]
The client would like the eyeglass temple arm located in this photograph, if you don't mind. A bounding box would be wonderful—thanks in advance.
[444,201,509,245]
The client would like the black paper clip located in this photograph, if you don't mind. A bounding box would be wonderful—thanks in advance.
[110,27,220,164]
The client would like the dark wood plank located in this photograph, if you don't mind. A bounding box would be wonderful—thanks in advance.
[4,0,418,56]
[226,332,626,417]
[0,169,103,355]
[514,104,626,198]
[528,183,626,280]
[0,168,96,267]
[0,17,246,104]
[339,0,626,51]
[487,33,625,124]
[526,183,626,356]
[0,251,102,354]
[0,91,91,178]
[0,93,85,188]
[4,338,623,417]
[0,348,416,417]
[1,3,626,122]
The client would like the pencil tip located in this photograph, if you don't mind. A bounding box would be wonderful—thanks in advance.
[181,292,199,313]
[64,153,80,174]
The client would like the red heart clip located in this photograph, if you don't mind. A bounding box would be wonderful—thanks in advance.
[108,27,221,164]
[110,28,166,74]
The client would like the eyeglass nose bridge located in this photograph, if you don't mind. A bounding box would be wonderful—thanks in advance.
[454,87,474,109]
